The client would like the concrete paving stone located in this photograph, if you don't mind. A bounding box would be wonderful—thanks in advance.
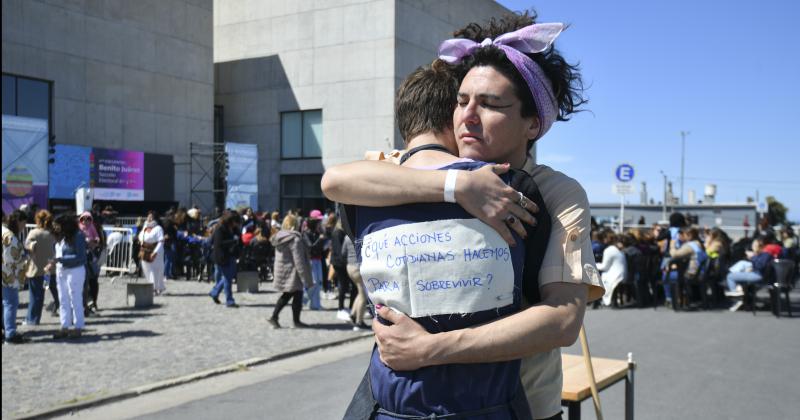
[1,275,367,418]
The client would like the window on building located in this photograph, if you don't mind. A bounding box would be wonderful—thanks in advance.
[281,110,322,159]
[2,75,16,116]
[280,174,330,214]
[17,78,50,120]
[2,74,52,121]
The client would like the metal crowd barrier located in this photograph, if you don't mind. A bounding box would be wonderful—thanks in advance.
[102,226,137,277]
[20,223,36,243]
[114,216,141,227]
[19,224,136,278]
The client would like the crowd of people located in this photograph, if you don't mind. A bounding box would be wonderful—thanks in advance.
[2,203,371,344]
[591,212,799,311]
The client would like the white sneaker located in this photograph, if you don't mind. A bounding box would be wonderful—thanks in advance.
[725,289,744,297]
[729,300,744,312]
[336,309,351,322]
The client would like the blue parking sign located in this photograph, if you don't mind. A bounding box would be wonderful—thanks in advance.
[615,164,635,182]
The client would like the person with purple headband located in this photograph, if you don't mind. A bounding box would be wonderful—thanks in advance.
[326,12,604,420]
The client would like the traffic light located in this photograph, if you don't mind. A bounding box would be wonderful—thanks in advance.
[220,151,229,181]
[48,134,56,164]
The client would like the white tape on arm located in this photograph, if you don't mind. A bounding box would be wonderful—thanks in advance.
[444,169,458,203]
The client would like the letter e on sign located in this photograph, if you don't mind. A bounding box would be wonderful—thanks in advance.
[615,164,635,183]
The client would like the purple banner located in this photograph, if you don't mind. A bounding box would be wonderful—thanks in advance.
[90,148,144,201]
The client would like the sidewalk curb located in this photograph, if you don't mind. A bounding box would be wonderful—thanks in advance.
[15,333,374,420]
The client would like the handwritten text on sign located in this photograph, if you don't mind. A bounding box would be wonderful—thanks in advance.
[359,218,514,317]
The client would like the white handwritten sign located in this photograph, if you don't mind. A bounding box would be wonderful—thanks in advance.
[359,218,515,317]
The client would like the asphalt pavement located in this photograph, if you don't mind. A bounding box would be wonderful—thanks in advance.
[53,292,800,420]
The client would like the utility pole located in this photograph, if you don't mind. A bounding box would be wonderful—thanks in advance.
[660,170,667,222]
[680,130,690,204]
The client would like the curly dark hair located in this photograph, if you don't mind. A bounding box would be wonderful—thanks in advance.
[53,213,79,244]
[3,210,27,236]
[453,10,587,142]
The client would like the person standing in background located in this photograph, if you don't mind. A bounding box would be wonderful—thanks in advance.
[79,211,105,313]
[3,210,30,344]
[209,211,241,308]
[342,235,368,331]
[162,211,178,280]
[302,210,326,310]
[24,210,56,325]
[139,211,166,296]
[51,213,87,339]
[270,211,281,231]
[268,214,313,329]
[329,217,355,322]
[322,213,338,299]
[596,230,627,306]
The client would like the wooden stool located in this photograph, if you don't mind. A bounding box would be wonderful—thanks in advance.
[561,354,636,420]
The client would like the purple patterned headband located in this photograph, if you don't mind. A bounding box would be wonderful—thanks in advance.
[438,23,564,140]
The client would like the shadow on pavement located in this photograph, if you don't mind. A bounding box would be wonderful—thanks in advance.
[82,318,135,326]
[57,329,162,344]
[309,322,366,331]
[237,303,275,308]
[161,292,213,297]
[101,304,164,312]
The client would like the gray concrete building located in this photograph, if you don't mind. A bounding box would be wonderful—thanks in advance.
[3,0,214,210]
[3,0,514,214]
[214,0,510,212]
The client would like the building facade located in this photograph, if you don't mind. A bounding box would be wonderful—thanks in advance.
[3,0,514,214]
[214,0,510,212]
[3,0,214,211]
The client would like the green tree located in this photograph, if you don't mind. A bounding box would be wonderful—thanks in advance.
[766,196,788,226]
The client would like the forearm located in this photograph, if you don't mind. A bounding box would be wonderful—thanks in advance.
[425,283,587,365]
[321,161,446,206]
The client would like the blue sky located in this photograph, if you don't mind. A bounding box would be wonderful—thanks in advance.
[496,0,799,222]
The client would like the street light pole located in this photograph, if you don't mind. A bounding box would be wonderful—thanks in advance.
[680,130,690,204]
[660,170,667,222]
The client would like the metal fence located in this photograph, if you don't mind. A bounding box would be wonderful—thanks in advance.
[114,216,141,227]
[21,223,36,243]
[101,227,137,276]
[19,224,137,277]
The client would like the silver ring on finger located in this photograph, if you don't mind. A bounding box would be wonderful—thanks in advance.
[506,215,517,225]
[517,191,529,209]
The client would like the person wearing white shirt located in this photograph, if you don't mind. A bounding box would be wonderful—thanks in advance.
[596,229,627,306]
[138,211,166,295]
